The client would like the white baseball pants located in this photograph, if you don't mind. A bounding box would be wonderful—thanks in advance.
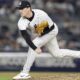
[22,23,80,73]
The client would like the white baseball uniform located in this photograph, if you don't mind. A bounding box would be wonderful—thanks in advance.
[18,9,80,73]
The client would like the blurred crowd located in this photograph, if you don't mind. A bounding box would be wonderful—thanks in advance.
[0,0,80,52]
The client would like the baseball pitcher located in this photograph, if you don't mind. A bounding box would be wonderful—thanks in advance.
[13,0,80,80]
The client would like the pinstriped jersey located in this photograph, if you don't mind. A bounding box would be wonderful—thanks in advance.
[18,9,54,36]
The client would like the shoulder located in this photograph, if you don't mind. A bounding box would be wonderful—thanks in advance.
[32,9,48,15]
[18,17,29,30]
[18,17,29,26]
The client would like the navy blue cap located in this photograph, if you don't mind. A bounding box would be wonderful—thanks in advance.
[16,0,31,9]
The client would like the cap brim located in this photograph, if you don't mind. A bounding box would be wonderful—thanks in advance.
[16,6,25,10]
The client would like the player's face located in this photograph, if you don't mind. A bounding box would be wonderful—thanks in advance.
[19,7,31,17]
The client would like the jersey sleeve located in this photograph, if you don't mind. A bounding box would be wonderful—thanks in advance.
[18,18,29,30]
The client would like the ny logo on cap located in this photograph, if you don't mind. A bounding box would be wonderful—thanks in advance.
[19,2,22,6]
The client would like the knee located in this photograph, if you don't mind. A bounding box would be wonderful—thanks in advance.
[32,39,40,47]
[53,50,64,58]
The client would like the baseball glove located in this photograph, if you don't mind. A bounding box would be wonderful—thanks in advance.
[34,21,49,36]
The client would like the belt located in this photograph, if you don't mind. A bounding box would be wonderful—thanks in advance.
[40,24,55,36]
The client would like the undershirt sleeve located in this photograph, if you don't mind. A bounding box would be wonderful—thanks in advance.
[20,30,37,50]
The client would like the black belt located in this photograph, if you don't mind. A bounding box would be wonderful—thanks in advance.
[40,24,55,36]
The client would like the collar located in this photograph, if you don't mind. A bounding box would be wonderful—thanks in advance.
[24,11,35,21]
